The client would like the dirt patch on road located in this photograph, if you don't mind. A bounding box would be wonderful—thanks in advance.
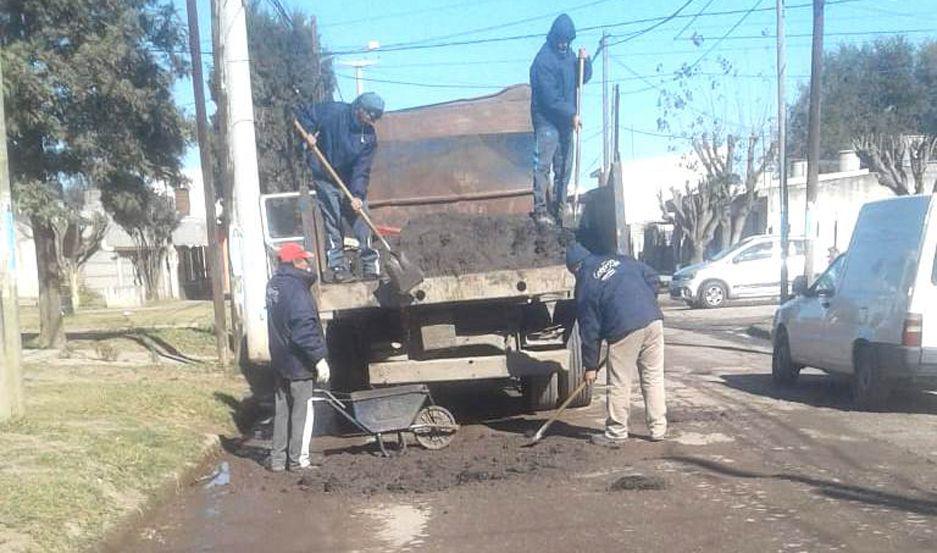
[396,213,573,277]
[297,429,588,495]
[609,475,667,491]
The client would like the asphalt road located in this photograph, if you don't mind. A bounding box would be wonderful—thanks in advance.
[114,303,937,552]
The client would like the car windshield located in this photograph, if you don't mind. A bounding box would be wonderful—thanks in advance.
[708,237,758,262]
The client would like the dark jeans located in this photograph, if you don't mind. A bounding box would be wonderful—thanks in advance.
[314,179,379,275]
[269,375,315,468]
[531,122,574,217]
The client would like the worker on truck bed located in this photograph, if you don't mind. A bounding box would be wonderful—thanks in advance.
[530,13,592,227]
[265,242,330,472]
[296,92,385,283]
[565,242,668,446]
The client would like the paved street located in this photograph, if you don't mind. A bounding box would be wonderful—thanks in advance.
[116,302,937,552]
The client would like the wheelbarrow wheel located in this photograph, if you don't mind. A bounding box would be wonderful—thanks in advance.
[412,405,457,450]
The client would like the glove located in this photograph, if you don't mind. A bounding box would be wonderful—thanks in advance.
[315,358,330,385]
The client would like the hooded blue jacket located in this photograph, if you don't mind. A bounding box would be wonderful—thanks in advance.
[575,254,663,370]
[530,14,593,131]
[296,100,377,199]
[266,264,328,381]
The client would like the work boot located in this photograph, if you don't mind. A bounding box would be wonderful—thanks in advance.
[590,433,627,448]
[361,271,381,282]
[288,462,319,472]
[329,266,354,283]
[264,458,286,473]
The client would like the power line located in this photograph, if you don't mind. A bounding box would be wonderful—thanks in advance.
[265,0,294,27]
[686,0,765,72]
[674,0,718,39]
[604,0,695,50]
[677,28,937,41]
[325,0,861,56]
[319,0,502,29]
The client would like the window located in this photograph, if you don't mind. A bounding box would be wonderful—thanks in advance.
[813,254,845,293]
[265,197,304,240]
[734,241,774,263]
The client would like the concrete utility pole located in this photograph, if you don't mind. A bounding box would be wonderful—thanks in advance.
[804,0,824,283]
[0,54,24,420]
[777,0,790,301]
[342,59,376,96]
[219,0,268,362]
[186,0,229,367]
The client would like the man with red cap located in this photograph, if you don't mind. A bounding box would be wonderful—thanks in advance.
[265,242,330,472]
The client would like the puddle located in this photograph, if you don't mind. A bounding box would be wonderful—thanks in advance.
[672,432,735,446]
[204,462,230,489]
[359,502,430,550]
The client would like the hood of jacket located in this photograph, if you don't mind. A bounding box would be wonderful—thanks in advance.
[275,263,319,287]
[547,14,576,48]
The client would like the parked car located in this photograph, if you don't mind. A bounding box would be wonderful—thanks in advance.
[772,195,937,410]
[670,235,808,308]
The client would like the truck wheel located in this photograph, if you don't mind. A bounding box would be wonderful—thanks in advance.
[522,373,558,411]
[853,345,890,411]
[559,323,592,408]
[699,280,728,309]
[771,329,800,385]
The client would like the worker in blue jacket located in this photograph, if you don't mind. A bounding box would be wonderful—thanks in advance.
[265,242,330,472]
[530,14,592,226]
[565,242,667,446]
[296,92,384,282]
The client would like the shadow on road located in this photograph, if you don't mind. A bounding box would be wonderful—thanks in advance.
[720,372,937,415]
[667,455,937,516]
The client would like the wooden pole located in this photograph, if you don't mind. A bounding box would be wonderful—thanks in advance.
[0,53,24,420]
[186,0,229,367]
[777,0,790,300]
[804,0,824,284]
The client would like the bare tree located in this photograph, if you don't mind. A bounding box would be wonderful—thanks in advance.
[853,134,937,195]
[659,178,731,265]
[51,211,108,311]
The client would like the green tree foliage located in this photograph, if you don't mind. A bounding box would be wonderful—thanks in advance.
[218,3,335,194]
[1,0,190,346]
[789,37,937,159]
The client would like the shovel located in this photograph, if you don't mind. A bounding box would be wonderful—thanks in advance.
[524,380,588,447]
[293,119,424,294]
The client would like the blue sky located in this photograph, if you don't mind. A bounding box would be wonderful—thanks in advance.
[173,0,937,177]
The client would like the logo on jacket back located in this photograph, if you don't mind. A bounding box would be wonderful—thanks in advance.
[593,259,620,282]
[266,286,279,308]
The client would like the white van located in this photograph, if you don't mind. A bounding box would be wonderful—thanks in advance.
[772,195,937,409]
[670,235,811,308]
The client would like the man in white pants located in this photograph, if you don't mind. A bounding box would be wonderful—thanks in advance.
[565,242,667,445]
[265,243,330,471]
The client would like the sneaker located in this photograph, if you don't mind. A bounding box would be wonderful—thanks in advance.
[264,459,286,473]
[288,463,319,472]
[329,266,354,283]
[648,432,667,442]
[589,433,628,448]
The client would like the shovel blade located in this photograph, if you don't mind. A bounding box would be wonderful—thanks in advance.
[384,251,424,294]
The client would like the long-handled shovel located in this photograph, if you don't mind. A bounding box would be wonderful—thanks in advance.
[293,119,424,294]
[569,49,586,223]
[524,380,588,447]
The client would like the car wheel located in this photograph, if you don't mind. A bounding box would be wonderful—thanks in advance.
[699,280,727,309]
[853,345,890,411]
[771,329,800,385]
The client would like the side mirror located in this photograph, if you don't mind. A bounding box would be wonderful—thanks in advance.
[817,286,835,299]
[792,275,808,296]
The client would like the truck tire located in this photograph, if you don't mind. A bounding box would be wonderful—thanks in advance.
[559,323,592,408]
[698,280,728,309]
[522,372,558,411]
[853,344,890,411]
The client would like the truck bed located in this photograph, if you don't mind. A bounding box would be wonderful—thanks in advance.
[317,265,573,314]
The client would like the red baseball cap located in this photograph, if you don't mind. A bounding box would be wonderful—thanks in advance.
[277,242,314,262]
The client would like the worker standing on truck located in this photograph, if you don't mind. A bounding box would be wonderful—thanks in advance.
[265,242,330,472]
[565,242,668,446]
[530,14,592,227]
[296,92,385,282]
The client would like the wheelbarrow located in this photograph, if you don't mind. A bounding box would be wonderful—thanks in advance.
[313,384,458,457]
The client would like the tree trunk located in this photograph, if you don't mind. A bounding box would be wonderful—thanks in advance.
[32,218,65,349]
[688,240,705,265]
[66,267,81,312]
[730,204,752,245]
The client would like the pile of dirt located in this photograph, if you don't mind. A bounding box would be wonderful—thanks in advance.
[395,213,574,277]
[297,432,584,495]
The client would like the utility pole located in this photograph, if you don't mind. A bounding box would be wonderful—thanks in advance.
[601,32,609,176]
[777,0,790,301]
[342,60,376,96]
[804,0,824,284]
[0,53,24,420]
[186,0,229,367]
[219,0,268,362]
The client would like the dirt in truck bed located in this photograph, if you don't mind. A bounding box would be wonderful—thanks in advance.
[395,213,574,277]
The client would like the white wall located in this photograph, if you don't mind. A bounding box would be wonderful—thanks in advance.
[619,153,705,225]
[14,218,38,300]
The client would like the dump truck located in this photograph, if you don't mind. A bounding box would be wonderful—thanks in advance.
[234,85,596,410]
